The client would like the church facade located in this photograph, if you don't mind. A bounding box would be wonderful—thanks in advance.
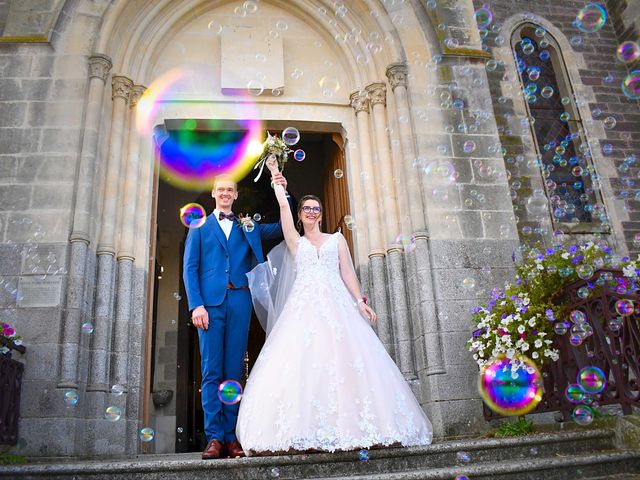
[0,0,638,456]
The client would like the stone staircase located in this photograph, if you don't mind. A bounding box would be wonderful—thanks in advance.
[2,424,640,480]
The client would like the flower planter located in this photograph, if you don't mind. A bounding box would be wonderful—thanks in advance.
[0,337,26,446]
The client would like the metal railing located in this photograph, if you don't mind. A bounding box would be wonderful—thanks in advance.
[483,268,640,420]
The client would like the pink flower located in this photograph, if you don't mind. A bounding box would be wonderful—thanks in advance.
[519,332,527,339]
[3,327,15,337]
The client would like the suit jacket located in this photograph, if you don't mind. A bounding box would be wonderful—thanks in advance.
[183,214,283,310]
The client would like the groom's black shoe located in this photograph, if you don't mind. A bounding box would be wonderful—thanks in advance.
[226,440,246,458]
[202,439,225,460]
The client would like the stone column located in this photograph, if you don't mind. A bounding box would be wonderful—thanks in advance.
[58,54,112,388]
[386,62,446,376]
[111,84,147,392]
[350,90,394,356]
[365,82,415,377]
[88,75,133,392]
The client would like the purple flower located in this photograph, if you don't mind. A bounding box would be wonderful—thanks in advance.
[472,328,487,338]
[516,279,522,285]
[536,254,544,261]
[531,329,538,335]
[569,246,578,254]
[587,282,594,289]
[622,256,629,262]
[521,305,528,313]
[546,248,555,255]
[512,251,516,261]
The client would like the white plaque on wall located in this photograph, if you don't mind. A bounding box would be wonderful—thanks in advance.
[17,276,63,308]
[220,26,284,95]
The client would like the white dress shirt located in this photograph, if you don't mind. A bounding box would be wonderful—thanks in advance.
[213,209,234,240]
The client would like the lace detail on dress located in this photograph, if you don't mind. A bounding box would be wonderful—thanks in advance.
[236,233,432,454]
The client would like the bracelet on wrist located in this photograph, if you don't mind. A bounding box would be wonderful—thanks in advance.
[357,296,367,305]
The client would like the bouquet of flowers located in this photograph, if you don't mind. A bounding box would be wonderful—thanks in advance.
[1,321,22,356]
[253,132,292,182]
[468,239,640,371]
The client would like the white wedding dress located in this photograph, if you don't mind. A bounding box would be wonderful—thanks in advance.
[236,233,433,454]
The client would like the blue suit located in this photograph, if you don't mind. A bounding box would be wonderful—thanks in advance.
[183,213,283,443]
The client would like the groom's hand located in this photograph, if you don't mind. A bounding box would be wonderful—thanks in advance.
[191,305,209,330]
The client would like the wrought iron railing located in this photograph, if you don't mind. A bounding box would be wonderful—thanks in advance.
[483,268,640,421]
[0,338,26,445]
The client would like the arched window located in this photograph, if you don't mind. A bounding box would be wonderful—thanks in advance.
[512,24,608,233]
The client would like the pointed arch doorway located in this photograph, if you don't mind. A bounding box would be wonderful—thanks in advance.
[146,119,354,453]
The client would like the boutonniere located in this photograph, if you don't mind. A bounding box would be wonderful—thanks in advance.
[237,213,257,233]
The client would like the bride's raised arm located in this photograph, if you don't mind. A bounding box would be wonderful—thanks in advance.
[266,157,300,254]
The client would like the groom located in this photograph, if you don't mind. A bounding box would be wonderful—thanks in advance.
[183,172,288,460]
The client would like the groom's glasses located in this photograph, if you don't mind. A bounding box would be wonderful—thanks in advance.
[302,206,322,214]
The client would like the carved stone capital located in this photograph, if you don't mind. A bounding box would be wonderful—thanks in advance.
[349,90,370,114]
[88,54,112,82]
[386,62,408,91]
[129,84,147,109]
[365,82,386,106]
[112,76,134,102]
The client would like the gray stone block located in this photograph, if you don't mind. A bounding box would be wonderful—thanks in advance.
[424,397,486,438]
[460,183,513,211]
[0,128,40,154]
[27,100,84,127]
[16,306,62,343]
[0,184,31,210]
[20,79,52,101]
[30,183,73,209]
[41,127,81,153]
[51,78,88,101]
[0,54,32,77]
[21,342,60,380]
[429,239,519,269]
[0,78,23,101]
[0,101,27,127]
[440,330,478,367]
[424,366,480,402]
[164,361,177,381]
[30,55,55,77]
[436,298,478,332]
[164,329,177,346]
[0,156,17,183]
[0,276,18,307]
[13,417,76,457]
[0,243,22,274]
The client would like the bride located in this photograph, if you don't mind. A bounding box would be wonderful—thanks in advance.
[236,158,432,455]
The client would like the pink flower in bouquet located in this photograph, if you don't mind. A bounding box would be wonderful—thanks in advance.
[3,326,15,337]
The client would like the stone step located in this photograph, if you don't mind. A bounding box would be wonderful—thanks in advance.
[0,428,634,480]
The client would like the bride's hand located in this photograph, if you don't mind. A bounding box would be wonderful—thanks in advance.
[359,302,377,326]
[266,155,279,173]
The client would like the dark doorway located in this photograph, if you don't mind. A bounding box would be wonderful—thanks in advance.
[148,127,352,453]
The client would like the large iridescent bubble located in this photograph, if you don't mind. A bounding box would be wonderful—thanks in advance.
[622,70,640,100]
[479,355,543,416]
[575,4,607,33]
[136,68,264,191]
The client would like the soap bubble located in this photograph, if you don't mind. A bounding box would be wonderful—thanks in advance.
[578,366,606,394]
[570,310,587,323]
[242,220,255,233]
[621,70,640,100]
[81,322,94,334]
[615,299,634,316]
[603,116,617,129]
[572,404,595,426]
[139,427,155,442]
[478,355,543,416]
[179,203,207,229]
[554,321,569,335]
[526,194,548,215]
[565,384,586,404]
[358,449,369,461]
[270,467,281,478]
[396,233,416,253]
[540,86,554,99]
[576,265,594,280]
[616,41,640,63]
[456,451,471,463]
[252,213,262,222]
[463,140,476,153]
[293,149,306,161]
[218,380,243,405]
[334,169,344,179]
[105,406,122,422]
[462,277,476,290]
[282,127,301,146]
[609,317,623,333]
[475,7,493,28]
[64,390,79,407]
[576,4,607,33]
[111,384,125,396]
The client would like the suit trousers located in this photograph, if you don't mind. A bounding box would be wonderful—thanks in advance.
[198,288,253,442]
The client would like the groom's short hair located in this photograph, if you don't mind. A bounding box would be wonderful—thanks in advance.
[212,174,237,191]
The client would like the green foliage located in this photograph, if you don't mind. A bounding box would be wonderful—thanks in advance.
[494,417,535,437]
[0,451,27,465]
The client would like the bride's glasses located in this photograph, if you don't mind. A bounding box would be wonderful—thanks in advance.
[302,206,322,214]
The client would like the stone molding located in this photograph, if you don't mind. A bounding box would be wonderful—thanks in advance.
[129,84,147,109]
[349,90,370,114]
[365,82,386,106]
[112,75,134,102]
[88,54,113,82]
[386,62,408,91]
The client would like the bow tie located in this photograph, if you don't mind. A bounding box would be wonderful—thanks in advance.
[218,212,235,221]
